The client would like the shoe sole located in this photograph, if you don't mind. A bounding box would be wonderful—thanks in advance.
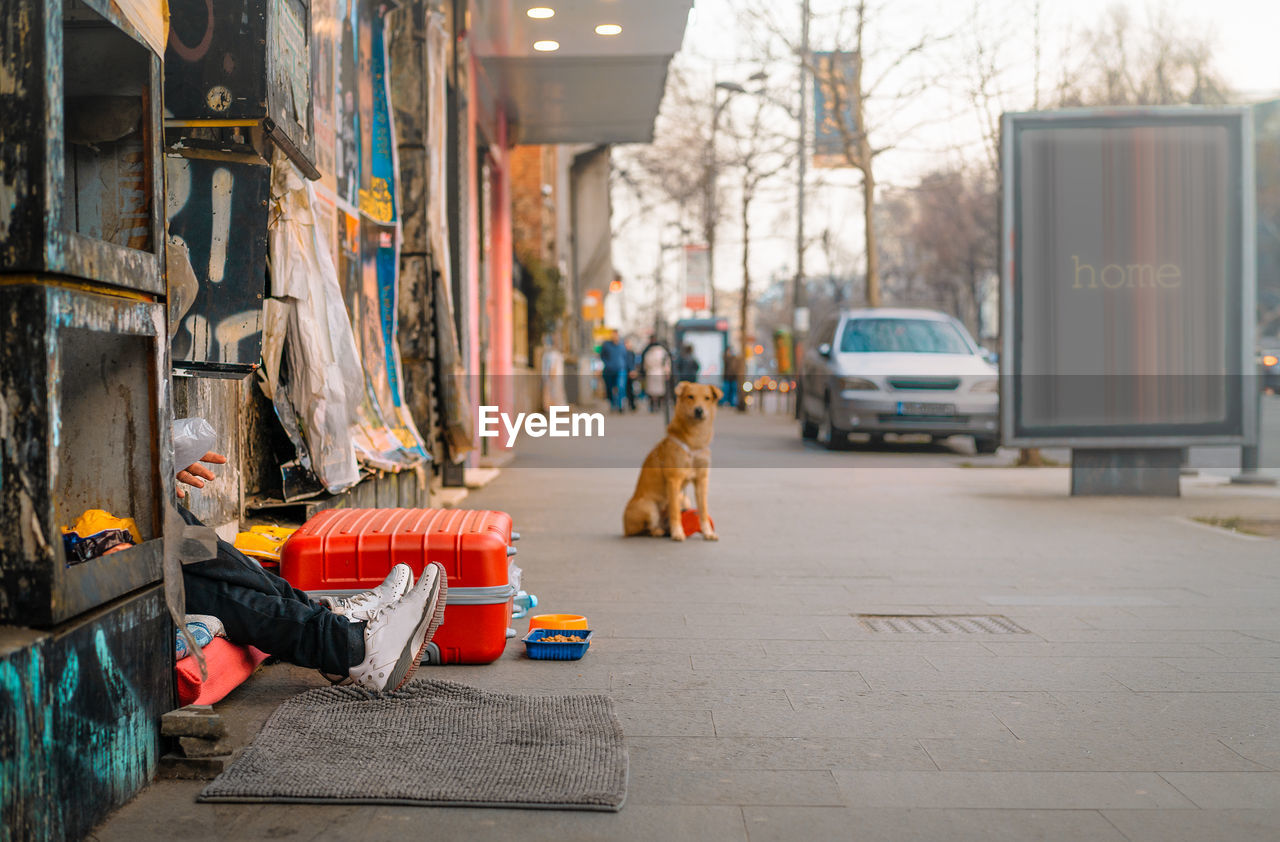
[386,563,448,692]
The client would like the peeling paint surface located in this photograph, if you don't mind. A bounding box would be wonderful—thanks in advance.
[0,587,170,842]
[1,0,164,293]
[1,285,165,627]
[165,153,268,372]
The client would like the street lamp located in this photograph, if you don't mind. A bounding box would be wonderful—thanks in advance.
[794,0,811,379]
[654,221,688,339]
[706,73,768,318]
[705,81,744,317]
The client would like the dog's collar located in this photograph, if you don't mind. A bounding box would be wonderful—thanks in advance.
[666,436,709,459]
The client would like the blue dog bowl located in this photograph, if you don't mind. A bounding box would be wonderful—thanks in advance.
[523,628,593,660]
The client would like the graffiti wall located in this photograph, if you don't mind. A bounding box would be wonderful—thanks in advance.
[166,153,270,374]
[0,587,170,841]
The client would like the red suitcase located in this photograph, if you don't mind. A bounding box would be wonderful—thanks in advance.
[279,508,519,664]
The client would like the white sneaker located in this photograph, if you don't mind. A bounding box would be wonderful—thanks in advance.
[319,563,414,622]
[348,562,447,692]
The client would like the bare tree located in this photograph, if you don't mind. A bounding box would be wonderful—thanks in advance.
[746,0,949,310]
[614,66,720,246]
[722,86,796,355]
[906,166,998,337]
[1053,4,1230,108]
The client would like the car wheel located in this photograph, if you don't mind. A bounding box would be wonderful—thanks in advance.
[797,384,818,438]
[800,411,818,439]
[818,398,847,450]
[974,436,1000,454]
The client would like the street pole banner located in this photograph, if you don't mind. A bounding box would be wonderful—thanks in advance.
[812,51,858,169]
[684,244,710,312]
[1001,108,1256,447]
[582,289,604,322]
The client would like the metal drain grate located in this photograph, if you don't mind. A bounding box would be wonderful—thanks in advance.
[856,614,1029,634]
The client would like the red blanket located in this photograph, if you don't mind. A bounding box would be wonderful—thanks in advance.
[175,638,270,706]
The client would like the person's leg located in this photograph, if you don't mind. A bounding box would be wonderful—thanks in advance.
[176,507,444,691]
[183,561,363,675]
[608,370,623,411]
[177,506,363,674]
[603,369,616,409]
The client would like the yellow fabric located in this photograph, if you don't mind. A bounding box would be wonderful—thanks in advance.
[62,509,142,544]
[233,525,298,562]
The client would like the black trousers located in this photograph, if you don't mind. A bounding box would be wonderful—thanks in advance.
[179,508,364,675]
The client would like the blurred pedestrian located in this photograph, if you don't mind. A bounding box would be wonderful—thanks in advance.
[624,336,639,412]
[540,336,566,412]
[675,343,700,386]
[723,346,745,409]
[600,330,627,413]
[641,337,671,413]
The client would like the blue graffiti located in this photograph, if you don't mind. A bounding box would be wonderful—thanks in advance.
[0,628,155,841]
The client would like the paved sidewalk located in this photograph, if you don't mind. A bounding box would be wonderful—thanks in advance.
[98,412,1280,841]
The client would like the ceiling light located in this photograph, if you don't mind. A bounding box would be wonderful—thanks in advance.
[533,40,560,51]
[595,23,622,36]
[526,7,554,19]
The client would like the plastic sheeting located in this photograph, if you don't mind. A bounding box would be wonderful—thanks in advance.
[267,150,363,493]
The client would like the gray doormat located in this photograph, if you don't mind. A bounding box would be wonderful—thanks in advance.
[198,679,627,811]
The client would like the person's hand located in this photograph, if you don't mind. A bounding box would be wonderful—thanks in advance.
[177,451,228,498]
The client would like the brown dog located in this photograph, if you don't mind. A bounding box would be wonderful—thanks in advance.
[623,381,722,541]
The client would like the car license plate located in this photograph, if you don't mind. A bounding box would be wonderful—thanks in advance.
[897,401,956,416]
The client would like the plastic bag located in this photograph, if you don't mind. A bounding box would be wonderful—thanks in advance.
[173,417,217,473]
[267,150,361,492]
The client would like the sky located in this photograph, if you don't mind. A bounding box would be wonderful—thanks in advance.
[608,0,1280,335]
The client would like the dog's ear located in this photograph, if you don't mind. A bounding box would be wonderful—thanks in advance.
[709,384,724,402]
[675,381,692,398]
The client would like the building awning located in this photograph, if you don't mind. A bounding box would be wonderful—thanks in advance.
[472,0,694,145]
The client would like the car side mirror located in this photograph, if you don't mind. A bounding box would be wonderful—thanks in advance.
[818,343,832,358]
[982,349,998,364]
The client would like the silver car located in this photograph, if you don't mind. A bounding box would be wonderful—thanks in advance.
[798,308,1000,451]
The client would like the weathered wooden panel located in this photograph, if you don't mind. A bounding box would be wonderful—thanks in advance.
[0,0,55,272]
[64,20,153,252]
[398,254,435,439]
[0,284,170,627]
[387,5,426,149]
[165,0,316,172]
[388,5,437,460]
[240,377,293,502]
[0,0,165,293]
[166,150,270,376]
[0,0,166,294]
[398,146,429,254]
[0,586,172,842]
[173,376,245,537]
[164,0,269,120]
[265,0,316,166]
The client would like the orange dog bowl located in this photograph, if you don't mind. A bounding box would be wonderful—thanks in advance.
[680,509,715,536]
[528,613,588,631]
